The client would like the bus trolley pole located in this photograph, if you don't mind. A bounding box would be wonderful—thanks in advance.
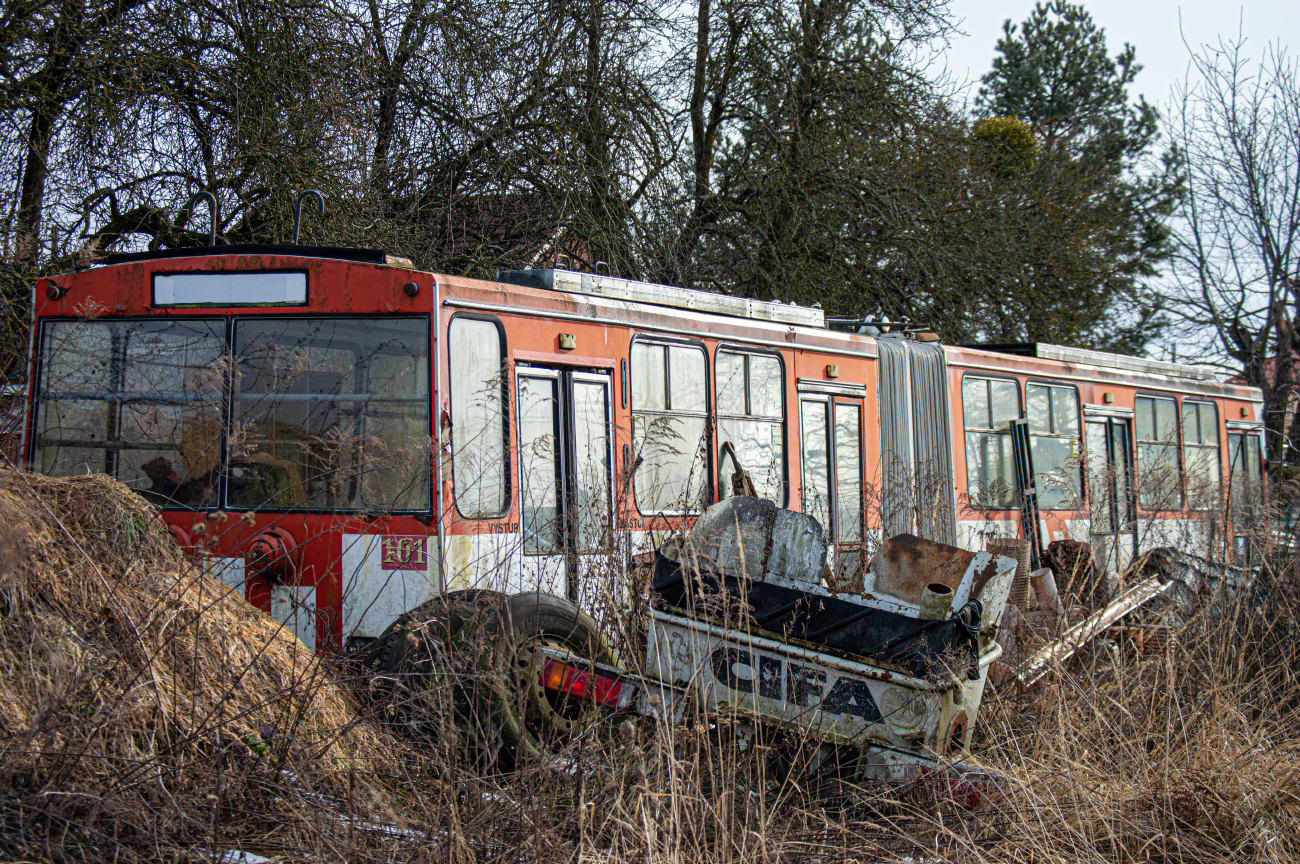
[1011,419,1043,571]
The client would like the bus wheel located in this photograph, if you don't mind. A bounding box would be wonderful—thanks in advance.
[363,589,509,758]
[480,591,618,771]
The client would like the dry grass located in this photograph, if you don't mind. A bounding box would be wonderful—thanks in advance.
[964,579,1300,864]
[0,469,412,860]
[1,468,1298,862]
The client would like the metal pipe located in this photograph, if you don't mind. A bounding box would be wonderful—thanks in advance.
[293,190,324,245]
[1018,576,1169,686]
[1030,566,1064,615]
[919,583,955,621]
[185,191,218,247]
[977,640,1004,670]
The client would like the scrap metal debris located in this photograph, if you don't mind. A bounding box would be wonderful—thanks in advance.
[1017,575,1172,687]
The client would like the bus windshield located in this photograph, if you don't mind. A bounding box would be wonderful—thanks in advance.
[33,318,226,507]
[32,316,431,512]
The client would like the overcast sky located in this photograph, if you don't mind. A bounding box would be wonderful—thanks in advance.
[927,1,1297,114]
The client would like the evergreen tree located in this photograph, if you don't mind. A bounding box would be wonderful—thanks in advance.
[973,1,1181,354]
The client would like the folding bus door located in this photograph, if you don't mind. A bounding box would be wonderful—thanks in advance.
[1086,417,1137,584]
[799,393,867,590]
[1227,428,1265,564]
[516,365,614,606]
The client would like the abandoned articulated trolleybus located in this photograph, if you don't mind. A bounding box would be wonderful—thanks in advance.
[23,244,1265,775]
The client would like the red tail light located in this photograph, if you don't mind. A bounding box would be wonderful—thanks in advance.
[540,658,634,709]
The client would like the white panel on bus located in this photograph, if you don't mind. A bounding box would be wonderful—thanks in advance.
[340,533,441,640]
[270,585,316,651]
[203,556,246,595]
[955,519,1019,553]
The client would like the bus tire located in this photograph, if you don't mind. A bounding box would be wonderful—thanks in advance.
[476,591,618,771]
[362,589,508,757]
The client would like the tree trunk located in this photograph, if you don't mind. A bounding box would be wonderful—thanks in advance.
[14,0,84,265]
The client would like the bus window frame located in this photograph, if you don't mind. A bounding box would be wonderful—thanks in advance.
[1133,391,1185,512]
[959,371,1023,510]
[227,312,435,515]
[1024,379,1083,511]
[28,313,232,512]
[629,333,713,516]
[447,311,510,520]
[714,342,788,508]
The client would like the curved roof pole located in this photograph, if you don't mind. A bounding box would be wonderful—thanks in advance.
[293,190,325,245]
[185,191,219,247]
[719,440,757,498]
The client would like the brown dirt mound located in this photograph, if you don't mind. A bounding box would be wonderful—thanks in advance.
[0,470,405,861]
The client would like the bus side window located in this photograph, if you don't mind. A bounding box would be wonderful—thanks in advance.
[1025,383,1082,509]
[1135,395,1183,510]
[1183,401,1220,510]
[962,376,1019,508]
[631,340,709,513]
[717,350,785,505]
[449,316,508,518]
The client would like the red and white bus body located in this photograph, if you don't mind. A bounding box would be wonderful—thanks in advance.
[25,248,1265,651]
[946,344,1265,584]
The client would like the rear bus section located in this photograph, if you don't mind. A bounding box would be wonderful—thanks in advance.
[947,344,1266,581]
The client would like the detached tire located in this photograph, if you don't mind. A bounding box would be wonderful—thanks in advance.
[362,589,507,759]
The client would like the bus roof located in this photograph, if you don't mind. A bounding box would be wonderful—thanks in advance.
[962,342,1221,383]
[496,268,825,328]
[70,247,1258,402]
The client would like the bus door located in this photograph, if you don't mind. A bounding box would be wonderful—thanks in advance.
[798,392,866,590]
[1086,417,1137,580]
[1227,427,1265,563]
[515,365,614,605]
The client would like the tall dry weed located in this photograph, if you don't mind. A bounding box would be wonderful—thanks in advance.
[0,469,417,861]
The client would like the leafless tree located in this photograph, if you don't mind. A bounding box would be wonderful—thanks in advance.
[1165,36,1300,463]
[0,0,1184,357]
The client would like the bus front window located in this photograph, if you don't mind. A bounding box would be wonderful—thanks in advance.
[229,317,430,512]
[33,318,227,507]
